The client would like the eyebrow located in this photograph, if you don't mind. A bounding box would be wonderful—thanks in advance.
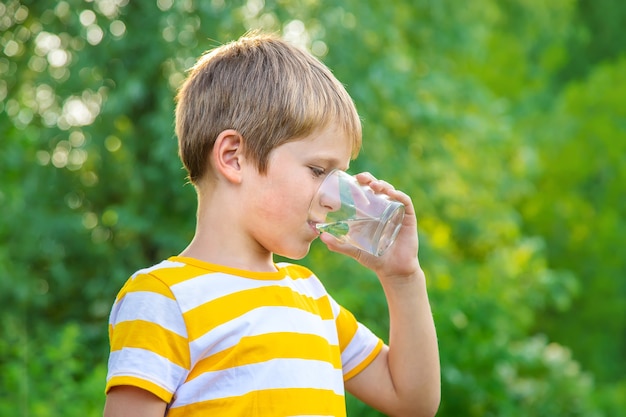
[314,157,349,171]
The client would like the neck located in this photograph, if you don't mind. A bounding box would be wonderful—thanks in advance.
[179,189,276,272]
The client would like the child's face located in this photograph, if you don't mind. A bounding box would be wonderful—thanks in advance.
[241,122,353,260]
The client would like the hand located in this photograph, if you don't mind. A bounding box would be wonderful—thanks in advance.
[319,172,422,282]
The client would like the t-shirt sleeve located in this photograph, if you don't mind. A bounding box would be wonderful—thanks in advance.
[331,297,384,381]
[105,273,190,402]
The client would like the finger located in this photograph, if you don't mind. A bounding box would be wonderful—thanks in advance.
[354,172,396,194]
[368,179,395,194]
[354,172,376,185]
[320,232,363,258]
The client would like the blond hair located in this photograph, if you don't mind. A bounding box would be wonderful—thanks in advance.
[175,31,362,184]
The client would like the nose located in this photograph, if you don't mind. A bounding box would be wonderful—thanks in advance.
[318,189,342,212]
[309,187,341,223]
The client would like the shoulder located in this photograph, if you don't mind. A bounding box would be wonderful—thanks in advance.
[118,258,212,295]
[132,258,201,285]
[111,257,208,319]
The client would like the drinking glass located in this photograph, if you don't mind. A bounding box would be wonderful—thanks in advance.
[309,170,405,256]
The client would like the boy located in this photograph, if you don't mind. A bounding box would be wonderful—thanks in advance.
[104,32,440,417]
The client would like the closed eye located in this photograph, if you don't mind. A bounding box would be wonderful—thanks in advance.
[309,166,325,177]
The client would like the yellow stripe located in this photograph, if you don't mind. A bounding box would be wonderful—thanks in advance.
[105,376,172,403]
[153,262,211,286]
[168,256,291,281]
[110,320,190,369]
[168,256,317,281]
[167,388,346,417]
[184,286,333,341]
[280,263,316,279]
[187,332,341,381]
[117,273,175,300]
[336,306,358,351]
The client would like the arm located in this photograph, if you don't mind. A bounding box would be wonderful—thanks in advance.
[104,386,167,417]
[320,173,440,417]
[345,270,440,417]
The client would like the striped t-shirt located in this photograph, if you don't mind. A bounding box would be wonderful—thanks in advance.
[106,256,383,416]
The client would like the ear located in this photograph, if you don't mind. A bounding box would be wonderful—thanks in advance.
[212,129,244,184]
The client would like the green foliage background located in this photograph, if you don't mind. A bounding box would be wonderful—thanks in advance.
[1,0,624,415]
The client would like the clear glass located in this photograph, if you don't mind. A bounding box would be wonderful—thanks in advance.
[309,170,405,256]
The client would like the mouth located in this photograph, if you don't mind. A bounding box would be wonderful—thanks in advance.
[308,220,321,235]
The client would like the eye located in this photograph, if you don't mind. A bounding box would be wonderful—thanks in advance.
[309,166,325,177]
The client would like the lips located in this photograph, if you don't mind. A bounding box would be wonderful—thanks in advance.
[308,220,321,236]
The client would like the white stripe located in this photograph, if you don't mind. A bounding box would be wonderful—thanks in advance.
[341,322,380,376]
[188,306,338,363]
[171,358,344,407]
[110,291,187,338]
[107,347,188,393]
[171,272,328,313]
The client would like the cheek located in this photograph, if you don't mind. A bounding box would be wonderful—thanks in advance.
[250,183,293,219]
[256,182,312,222]
[258,195,287,219]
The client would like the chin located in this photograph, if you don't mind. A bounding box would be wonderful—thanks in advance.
[275,243,312,261]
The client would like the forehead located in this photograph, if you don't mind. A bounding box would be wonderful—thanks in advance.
[265,124,353,172]
[292,123,354,169]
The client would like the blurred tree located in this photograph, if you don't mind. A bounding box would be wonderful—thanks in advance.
[560,0,626,82]
[520,57,626,383]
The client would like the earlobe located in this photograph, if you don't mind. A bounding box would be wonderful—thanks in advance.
[212,129,244,184]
